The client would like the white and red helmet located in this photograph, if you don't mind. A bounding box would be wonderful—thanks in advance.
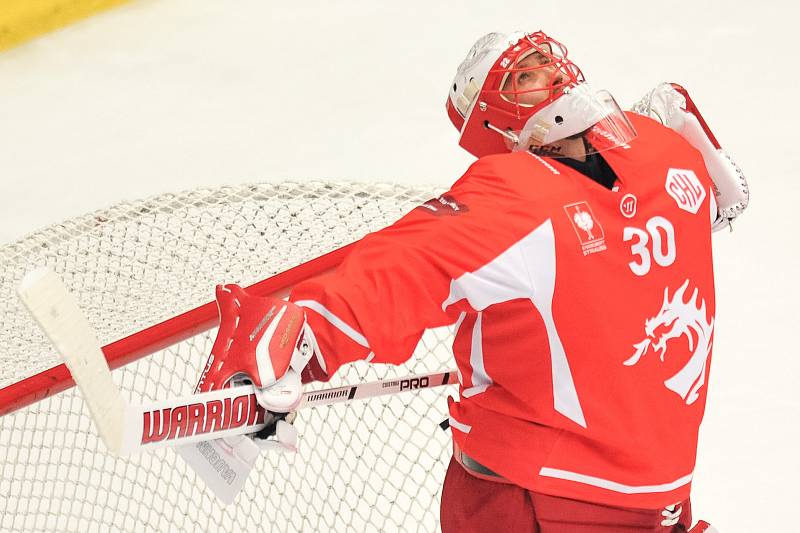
[446,31,637,158]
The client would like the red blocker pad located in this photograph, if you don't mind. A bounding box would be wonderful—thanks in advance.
[197,284,307,392]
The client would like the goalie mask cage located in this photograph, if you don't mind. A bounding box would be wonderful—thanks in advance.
[0,181,456,533]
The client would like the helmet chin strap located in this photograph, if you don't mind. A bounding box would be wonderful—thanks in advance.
[485,118,590,160]
[483,121,521,147]
[532,137,589,161]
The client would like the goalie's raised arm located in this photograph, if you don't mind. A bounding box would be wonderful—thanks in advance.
[631,82,750,231]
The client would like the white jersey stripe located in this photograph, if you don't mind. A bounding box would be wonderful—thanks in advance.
[295,300,370,348]
[462,312,493,398]
[448,416,472,434]
[441,219,586,427]
[452,312,466,385]
[538,467,693,494]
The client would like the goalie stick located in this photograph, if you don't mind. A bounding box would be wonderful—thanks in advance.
[17,267,457,455]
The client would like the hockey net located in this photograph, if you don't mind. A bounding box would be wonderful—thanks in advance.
[0,181,456,533]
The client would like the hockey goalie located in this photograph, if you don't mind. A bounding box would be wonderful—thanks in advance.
[198,29,748,533]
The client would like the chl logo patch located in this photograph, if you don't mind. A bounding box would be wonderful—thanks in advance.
[665,169,706,214]
[564,201,607,256]
[620,193,637,218]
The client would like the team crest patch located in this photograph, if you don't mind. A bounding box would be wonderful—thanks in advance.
[665,169,706,214]
[620,193,637,218]
[564,201,607,256]
[416,195,469,216]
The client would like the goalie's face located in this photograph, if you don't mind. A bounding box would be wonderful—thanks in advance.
[500,49,567,108]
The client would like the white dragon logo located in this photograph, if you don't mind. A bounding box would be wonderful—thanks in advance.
[623,280,714,405]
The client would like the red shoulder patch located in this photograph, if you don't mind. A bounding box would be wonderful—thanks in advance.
[416,195,469,216]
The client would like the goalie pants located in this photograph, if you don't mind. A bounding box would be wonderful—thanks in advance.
[439,457,693,533]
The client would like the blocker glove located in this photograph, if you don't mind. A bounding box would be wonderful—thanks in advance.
[197,284,318,410]
[196,284,320,450]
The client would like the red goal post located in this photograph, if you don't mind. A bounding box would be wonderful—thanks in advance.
[0,181,455,533]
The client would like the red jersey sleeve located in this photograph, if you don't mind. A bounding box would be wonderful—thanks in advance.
[289,156,534,379]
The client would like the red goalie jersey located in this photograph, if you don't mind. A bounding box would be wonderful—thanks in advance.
[289,113,717,509]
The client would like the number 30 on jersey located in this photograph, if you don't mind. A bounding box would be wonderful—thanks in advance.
[623,216,676,276]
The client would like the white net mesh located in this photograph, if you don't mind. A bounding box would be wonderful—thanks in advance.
[0,181,456,533]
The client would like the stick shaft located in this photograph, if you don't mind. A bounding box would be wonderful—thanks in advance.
[123,370,458,451]
[121,385,266,453]
[299,370,457,409]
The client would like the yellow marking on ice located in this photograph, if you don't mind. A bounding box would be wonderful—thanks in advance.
[0,0,131,52]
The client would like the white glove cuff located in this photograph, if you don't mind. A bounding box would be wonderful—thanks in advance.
[255,368,302,412]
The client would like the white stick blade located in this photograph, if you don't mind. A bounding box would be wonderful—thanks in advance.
[17,267,127,454]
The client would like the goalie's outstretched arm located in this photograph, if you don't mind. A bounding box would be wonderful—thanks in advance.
[201,156,537,410]
[286,161,528,381]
